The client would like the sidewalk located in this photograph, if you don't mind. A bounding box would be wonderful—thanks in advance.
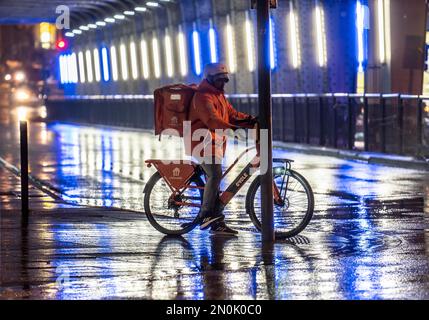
[273,141,429,171]
[1,123,429,299]
[2,174,429,299]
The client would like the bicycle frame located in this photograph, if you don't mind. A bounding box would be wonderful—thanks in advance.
[145,121,294,208]
[145,146,287,209]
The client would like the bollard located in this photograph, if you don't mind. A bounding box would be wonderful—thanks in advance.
[20,121,29,218]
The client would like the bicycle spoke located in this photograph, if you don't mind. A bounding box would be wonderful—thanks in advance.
[251,173,310,234]
[148,177,202,232]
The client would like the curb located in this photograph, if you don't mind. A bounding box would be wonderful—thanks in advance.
[0,156,65,200]
[273,141,429,171]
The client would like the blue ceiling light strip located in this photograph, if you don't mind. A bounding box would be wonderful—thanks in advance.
[356,0,369,72]
[101,47,110,82]
[269,16,277,70]
[209,26,218,63]
[192,26,202,76]
[59,55,65,84]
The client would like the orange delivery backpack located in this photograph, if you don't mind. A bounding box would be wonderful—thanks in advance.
[153,84,198,137]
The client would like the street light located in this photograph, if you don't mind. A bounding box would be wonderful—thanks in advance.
[146,2,160,7]
[14,71,26,82]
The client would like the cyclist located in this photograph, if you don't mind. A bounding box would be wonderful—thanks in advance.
[187,62,257,236]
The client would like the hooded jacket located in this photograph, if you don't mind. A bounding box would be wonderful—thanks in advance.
[186,79,253,160]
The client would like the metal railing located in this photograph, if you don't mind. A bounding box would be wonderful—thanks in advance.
[46,93,429,158]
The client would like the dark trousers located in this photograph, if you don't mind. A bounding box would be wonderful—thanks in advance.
[200,162,224,220]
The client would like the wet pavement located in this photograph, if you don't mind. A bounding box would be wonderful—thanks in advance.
[1,106,429,299]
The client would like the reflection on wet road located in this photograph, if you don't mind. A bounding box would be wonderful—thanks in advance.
[1,113,429,299]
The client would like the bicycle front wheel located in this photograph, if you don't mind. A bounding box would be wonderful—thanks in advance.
[245,170,314,238]
[144,172,204,235]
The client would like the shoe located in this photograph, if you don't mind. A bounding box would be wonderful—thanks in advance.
[200,216,223,230]
[210,222,238,236]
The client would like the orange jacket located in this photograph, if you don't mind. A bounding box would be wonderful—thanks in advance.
[186,79,253,159]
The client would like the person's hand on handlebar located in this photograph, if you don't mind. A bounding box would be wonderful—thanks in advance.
[246,116,259,126]
[241,115,259,126]
[232,116,258,129]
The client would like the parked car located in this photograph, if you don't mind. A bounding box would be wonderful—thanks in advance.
[2,69,47,121]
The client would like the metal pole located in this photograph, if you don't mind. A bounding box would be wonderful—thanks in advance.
[364,96,369,151]
[305,96,310,144]
[417,98,423,149]
[256,0,274,243]
[281,97,287,141]
[319,96,324,146]
[20,121,29,218]
[293,97,298,142]
[347,95,353,150]
[397,95,404,154]
[381,95,386,153]
[333,96,337,148]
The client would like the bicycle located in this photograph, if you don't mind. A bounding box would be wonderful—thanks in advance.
[143,124,314,239]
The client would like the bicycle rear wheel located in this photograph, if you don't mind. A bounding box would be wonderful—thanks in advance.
[245,170,314,238]
[144,172,204,235]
